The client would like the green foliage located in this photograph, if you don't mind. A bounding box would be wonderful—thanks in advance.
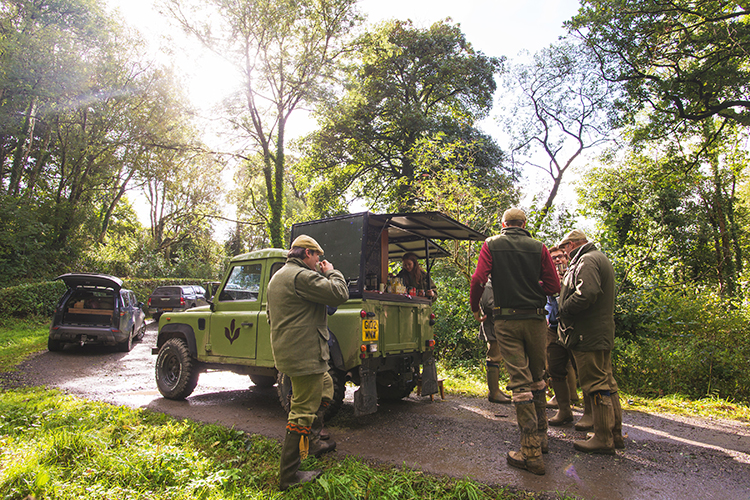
[0,281,66,318]
[613,286,750,402]
[431,266,485,364]
[568,0,750,126]
[301,19,506,213]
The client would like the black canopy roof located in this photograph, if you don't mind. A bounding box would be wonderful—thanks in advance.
[368,211,487,260]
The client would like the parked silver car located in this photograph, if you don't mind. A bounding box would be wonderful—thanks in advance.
[48,273,146,352]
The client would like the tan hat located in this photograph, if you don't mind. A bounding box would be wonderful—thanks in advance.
[558,229,587,247]
[290,234,324,255]
[502,208,527,223]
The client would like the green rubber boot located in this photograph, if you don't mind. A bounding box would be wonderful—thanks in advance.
[279,427,321,491]
[573,392,615,455]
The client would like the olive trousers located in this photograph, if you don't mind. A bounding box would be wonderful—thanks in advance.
[288,371,333,427]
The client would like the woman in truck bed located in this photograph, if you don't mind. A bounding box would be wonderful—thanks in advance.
[397,252,437,300]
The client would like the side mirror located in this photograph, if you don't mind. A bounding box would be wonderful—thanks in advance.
[209,301,215,312]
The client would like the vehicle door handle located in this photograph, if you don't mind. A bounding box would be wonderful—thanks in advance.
[241,322,253,327]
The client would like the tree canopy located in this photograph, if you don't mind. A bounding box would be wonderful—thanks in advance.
[301,19,510,213]
[568,0,750,126]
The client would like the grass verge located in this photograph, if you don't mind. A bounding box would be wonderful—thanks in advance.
[0,387,563,499]
[0,316,49,372]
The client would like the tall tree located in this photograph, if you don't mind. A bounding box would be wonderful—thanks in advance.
[502,38,620,224]
[568,0,750,127]
[165,0,360,248]
[301,20,508,213]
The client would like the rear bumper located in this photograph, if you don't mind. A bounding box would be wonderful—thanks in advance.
[49,325,127,344]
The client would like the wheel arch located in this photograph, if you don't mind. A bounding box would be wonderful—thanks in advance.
[157,323,198,357]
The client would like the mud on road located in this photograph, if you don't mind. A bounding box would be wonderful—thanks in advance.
[9,322,750,500]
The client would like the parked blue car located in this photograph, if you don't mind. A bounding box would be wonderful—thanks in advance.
[48,273,146,352]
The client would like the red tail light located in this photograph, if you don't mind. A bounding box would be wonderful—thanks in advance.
[180,297,185,306]
[147,298,152,306]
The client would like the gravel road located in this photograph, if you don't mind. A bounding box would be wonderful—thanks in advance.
[8,322,750,500]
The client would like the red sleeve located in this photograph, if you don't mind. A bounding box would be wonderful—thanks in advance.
[540,246,561,295]
[470,242,492,312]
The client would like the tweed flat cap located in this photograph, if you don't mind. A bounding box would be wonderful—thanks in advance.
[502,208,527,223]
[558,229,587,247]
[290,235,324,255]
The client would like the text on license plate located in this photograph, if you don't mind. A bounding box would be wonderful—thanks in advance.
[362,319,378,342]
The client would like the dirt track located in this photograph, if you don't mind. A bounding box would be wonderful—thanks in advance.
[9,322,750,500]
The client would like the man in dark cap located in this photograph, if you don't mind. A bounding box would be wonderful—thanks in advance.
[470,208,560,475]
[267,235,349,490]
[557,229,624,454]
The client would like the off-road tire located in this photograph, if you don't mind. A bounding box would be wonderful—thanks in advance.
[276,367,346,421]
[155,338,200,399]
[250,374,276,388]
[117,328,133,352]
[152,312,162,322]
[47,338,63,352]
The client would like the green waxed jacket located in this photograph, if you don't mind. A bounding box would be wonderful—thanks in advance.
[267,257,349,376]
[557,242,616,351]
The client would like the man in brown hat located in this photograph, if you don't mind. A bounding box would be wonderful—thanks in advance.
[267,235,349,490]
[470,208,560,475]
[557,229,624,454]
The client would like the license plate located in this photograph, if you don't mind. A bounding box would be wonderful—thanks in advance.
[162,308,172,311]
[362,319,378,342]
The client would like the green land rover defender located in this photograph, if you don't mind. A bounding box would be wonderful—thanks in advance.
[152,211,484,418]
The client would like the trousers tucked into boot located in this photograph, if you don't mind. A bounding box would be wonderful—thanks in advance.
[575,392,594,431]
[532,389,549,454]
[548,378,574,426]
[487,363,511,403]
[573,391,615,455]
[279,424,321,491]
[611,391,625,449]
[507,400,545,475]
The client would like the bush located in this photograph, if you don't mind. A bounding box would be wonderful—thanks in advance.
[613,286,750,403]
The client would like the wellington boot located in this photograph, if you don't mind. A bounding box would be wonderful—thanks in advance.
[574,393,615,455]
[575,393,594,431]
[532,389,549,454]
[546,395,558,408]
[507,401,545,475]
[487,364,512,404]
[611,391,625,449]
[316,404,330,440]
[279,429,321,491]
[309,415,336,457]
[548,379,574,426]
[567,366,580,404]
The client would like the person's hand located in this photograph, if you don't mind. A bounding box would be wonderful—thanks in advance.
[473,309,486,323]
[426,289,435,297]
[319,260,333,273]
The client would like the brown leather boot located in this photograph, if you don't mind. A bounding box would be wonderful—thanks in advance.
[611,391,625,449]
[532,389,548,454]
[487,363,511,403]
[548,378,574,426]
[507,400,545,475]
[575,392,594,431]
[574,392,615,455]
[279,426,321,491]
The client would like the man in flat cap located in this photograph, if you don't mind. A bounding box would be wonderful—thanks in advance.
[470,208,560,475]
[267,235,349,490]
[557,229,623,454]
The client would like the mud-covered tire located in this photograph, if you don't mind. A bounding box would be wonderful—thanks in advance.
[249,374,276,388]
[155,338,200,399]
[152,312,162,322]
[276,367,346,421]
[47,337,63,352]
